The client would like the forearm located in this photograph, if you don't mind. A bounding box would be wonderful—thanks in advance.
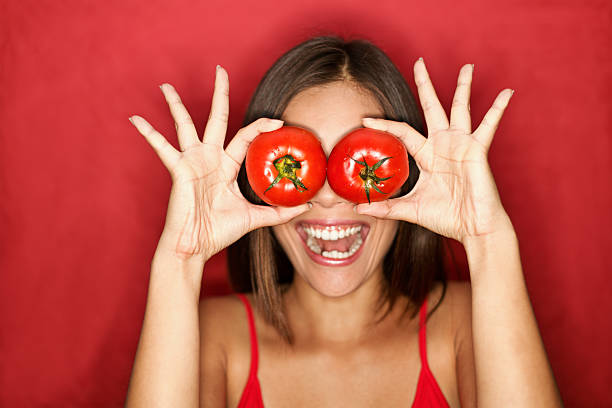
[465,218,563,407]
[125,233,206,408]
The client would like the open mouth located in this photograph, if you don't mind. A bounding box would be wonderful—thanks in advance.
[296,220,370,266]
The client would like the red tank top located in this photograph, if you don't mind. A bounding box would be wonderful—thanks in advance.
[235,293,450,407]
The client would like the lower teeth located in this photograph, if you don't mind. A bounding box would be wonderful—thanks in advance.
[307,236,363,259]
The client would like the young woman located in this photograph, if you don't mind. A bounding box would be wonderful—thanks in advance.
[125,36,563,407]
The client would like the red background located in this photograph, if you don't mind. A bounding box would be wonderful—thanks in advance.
[1,0,610,406]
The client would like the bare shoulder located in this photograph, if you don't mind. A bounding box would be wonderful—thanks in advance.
[198,294,250,407]
[426,281,473,346]
[445,280,472,307]
[445,280,473,352]
[199,293,248,345]
[446,280,472,315]
[428,280,470,313]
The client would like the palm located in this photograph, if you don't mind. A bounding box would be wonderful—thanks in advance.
[130,68,308,260]
[406,128,503,241]
[165,144,249,257]
[358,60,514,243]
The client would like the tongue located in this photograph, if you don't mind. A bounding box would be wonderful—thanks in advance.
[316,234,357,252]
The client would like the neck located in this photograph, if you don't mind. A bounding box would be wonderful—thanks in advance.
[283,267,403,345]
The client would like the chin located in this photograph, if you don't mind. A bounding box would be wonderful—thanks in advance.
[298,266,370,298]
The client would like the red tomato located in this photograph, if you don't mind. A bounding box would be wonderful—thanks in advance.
[327,128,409,204]
[246,126,327,206]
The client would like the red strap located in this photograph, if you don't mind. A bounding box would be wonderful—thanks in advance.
[236,293,259,378]
[418,296,430,372]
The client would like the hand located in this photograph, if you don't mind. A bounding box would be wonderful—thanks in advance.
[355,59,514,244]
[129,66,309,261]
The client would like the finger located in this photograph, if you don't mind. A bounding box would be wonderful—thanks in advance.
[202,65,229,147]
[449,64,474,133]
[473,89,514,151]
[224,118,284,169]
[248,202,311,230]
[355,197,418,224]
[159,83,200,151]
[129,115,181,172]
[361,118,427,161]
[414,58,449,133]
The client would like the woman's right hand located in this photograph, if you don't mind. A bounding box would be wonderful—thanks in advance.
[129,66,310,261]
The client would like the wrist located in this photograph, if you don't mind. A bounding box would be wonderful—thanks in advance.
[464,225,518,256]
[157,227,211,263]
[463,218,520,281]
[462,210,514,247]
[152,234,208,299]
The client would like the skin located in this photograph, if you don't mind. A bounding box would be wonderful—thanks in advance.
[126,59,563,408]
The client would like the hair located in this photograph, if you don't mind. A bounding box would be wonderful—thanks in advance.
[227,35,448,344]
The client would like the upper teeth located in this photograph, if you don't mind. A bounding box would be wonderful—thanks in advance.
[303,225,362,241]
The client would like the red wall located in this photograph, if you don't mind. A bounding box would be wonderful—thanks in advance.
[1,0,610,406]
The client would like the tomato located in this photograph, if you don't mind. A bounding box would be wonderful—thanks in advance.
[246,126,327,206]
[327,128,409,204]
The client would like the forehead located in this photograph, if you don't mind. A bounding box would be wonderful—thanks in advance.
[281,81,384,152]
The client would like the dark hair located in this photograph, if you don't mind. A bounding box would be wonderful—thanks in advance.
[227,35,448,344]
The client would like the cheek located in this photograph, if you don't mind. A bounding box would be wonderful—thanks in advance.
[271,225,298,256]
[375,221,400,252]
[271,225,287,246]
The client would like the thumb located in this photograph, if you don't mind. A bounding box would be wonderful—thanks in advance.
[355,198,418,224]
[248,202,311,230]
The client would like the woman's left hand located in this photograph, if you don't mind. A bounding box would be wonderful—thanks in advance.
[355,58,514,244]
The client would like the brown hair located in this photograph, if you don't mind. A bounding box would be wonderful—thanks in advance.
[227,35,448,344]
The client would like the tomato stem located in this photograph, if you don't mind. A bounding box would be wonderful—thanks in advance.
[264,154,308,194]
[350,155,393,204]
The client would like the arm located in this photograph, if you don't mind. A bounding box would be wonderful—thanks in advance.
[464,217,563,407]
[125,234,206,408]
[125,66,307,407]
[355,59,563,407]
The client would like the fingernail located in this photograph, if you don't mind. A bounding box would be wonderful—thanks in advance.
[128,116,134,125]
[271,119,284,124]
[510,89,515,97]
[216,64,222,72]
[363,117,375,123]
[418,57,424,62]
[307,202,313,209]
[471,63,475,72]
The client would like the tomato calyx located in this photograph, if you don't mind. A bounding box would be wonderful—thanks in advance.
[264,154,308,194]
[350,155,393,204]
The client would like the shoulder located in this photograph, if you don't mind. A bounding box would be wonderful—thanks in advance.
[426,280,471,316]
[425,281,472,345]
[198,294,252,406]
[444,280,473,353]
[445,280,472,309]
[199,294,249,345]
[199,293,244,319]
[199,293,256,358]
[445,281,477,406]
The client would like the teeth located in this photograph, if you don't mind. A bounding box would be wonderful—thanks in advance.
[309,235,363,259]
[303,225,365,259]
[306,236,322,254]
[303,225,362,241]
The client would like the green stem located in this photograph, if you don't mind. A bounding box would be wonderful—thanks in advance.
[350,155,393,204]
[264,154,308,194]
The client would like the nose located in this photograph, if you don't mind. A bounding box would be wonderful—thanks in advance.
[310,178,352,209]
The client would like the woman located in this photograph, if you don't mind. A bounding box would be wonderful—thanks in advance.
[125,36,563,407]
